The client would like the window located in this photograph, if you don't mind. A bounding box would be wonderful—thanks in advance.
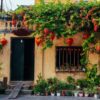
[56,46,83,72]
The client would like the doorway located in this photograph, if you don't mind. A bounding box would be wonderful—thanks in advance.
[10,38,34,81]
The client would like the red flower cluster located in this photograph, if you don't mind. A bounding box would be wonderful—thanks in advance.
[35,28,55,46]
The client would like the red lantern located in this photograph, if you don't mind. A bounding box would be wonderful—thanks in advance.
[95,43,100,52]
[94,24,99,32]
[0,38,8,46]
[50,34,55,41]
[35,37,42,46]
[83,33,90,39]
[96,46,100,52]
[12,19,17,26]
[43,28,50,35]
[66,38,73,46]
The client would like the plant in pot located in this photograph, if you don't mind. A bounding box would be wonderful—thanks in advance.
[47,77,59,96]
[73,90,79,97]
[83,88,89,97]
[56,80,66,96]
[58,81,68,96]
[76,79,88,90]
[93,87,98,99]
[78,91,84,97]
[32,73,48,96]
[66,90,73,96]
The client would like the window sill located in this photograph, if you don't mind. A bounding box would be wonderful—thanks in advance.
[55,69,85,73]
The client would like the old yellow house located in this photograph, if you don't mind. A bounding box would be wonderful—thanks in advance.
[0,0,100,84]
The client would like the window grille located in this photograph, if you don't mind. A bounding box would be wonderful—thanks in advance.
[56,46,83,72]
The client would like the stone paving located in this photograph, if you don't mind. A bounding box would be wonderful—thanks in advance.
[0,95,100,100]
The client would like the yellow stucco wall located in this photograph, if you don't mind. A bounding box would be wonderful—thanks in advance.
[0,32,99,84]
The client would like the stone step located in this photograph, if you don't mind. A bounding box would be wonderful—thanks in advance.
[8,82,23,99]
[20,89,32,95]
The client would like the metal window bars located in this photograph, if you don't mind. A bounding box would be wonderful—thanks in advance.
[56,46,83,72]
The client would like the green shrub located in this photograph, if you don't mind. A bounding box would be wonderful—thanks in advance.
[56,81,67,91]
[95,75,100,86]
[32,73,48,94]
[67,76,75,84]
[66,84,76,90]
[66,90,73,96]
[77,79,88,89]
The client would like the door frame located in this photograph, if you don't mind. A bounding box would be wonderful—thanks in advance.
[10,37,35,81]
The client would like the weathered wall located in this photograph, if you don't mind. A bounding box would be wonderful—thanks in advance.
[0,32,99,84]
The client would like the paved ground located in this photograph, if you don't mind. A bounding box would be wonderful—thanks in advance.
[0,95,100,100]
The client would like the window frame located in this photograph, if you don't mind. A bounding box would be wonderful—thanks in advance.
[55,46,84,72]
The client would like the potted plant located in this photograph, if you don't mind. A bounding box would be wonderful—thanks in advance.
[32,73,48,96]
[74,91,78,97]
[66,90,73,96]
[93,87,98,99]
[56,90,61,96]
[56,80,67,96]
[83,88,89,97]
[78,91,84,97]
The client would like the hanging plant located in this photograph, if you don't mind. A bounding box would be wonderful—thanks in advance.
[12,28,32,36]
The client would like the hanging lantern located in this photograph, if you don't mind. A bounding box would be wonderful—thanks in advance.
[83,33,90,39]
[66,38,73,46]
[35,37,43,46]
[0,38,8,46]
[12,19,17,26]
[95,42,100,52]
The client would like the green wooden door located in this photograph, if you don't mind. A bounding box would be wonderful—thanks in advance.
[11,38,24,81]
[10,38,34,81]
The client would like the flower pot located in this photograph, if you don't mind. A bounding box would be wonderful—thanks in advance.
[84,93,88,97]
[56,92,60,96]
[61,90,66,96]
[45,92,48,96]
[74,92,78,97]
[51,93,55,96]
[78,92,83,97]
[94,94,98,99]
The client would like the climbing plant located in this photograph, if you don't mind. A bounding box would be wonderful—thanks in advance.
[12,1,100,67]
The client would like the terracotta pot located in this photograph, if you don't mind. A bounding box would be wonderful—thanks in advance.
[61,90,66,96]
